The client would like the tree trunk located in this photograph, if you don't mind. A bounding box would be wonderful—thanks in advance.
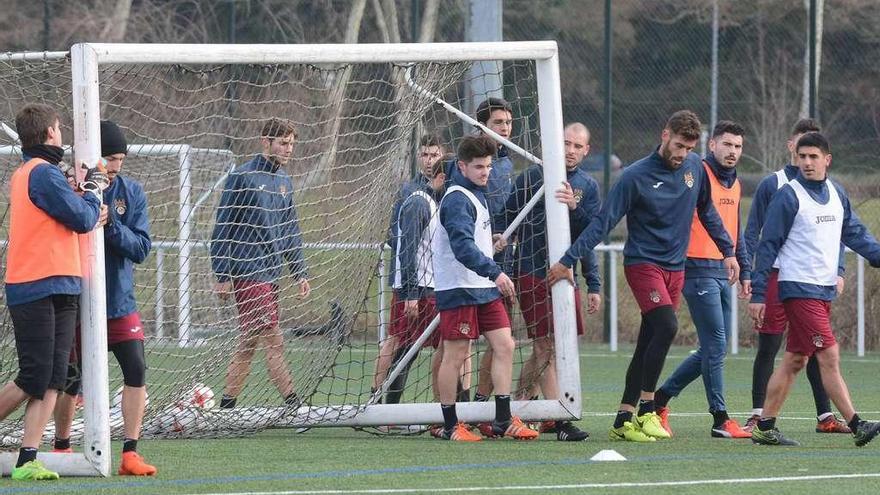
[101,0,133,42]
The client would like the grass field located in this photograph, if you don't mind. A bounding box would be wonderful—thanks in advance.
[2,345,879,494]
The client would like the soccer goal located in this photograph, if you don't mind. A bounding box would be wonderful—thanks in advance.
[0,41,579,476]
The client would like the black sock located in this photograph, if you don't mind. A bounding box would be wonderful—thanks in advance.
[441,403,458,431]
[758,417,776,431]
[122,438,138,453]
[637,399,655,416]
[529,394,540,401]
[613,410,633,429]
[654,388,671,408]
[284,392,300,406]
[219,394,237,409]
[473,392,490,402]
[54,437,71,451]
[848,414,862,433]
[495,395,511,425]
[16,447,37,467]
[752,333,783,409]
[370,388,383,404]
[711,410,730,428]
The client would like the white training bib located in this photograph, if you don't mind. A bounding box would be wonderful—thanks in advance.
[392,190,438,290]
[432,185,496,291]
[777,180,843,287]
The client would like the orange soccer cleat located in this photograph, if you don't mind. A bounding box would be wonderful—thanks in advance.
[494,416,540,440]
[441,422,482,442]
[711,419,752,439]
[118,451,157,476]
[816,415,852,434]
[657,406,673,437]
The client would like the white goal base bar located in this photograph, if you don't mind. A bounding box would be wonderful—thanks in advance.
[0,452,104,477]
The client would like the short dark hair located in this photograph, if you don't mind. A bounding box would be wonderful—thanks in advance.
[261,118,297,139]
[419,132,444,150]
[475,97,512,125]
[15,103,60,148]
[791,118,820,136]
[457,135,496,163]
[665,110,702,141]
[430,157,446,178]
[796,131,831,155]
[712,120,745,139]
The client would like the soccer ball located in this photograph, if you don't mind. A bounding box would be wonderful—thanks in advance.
[180,383,216,410]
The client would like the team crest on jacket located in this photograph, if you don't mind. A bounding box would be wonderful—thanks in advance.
[573,188,583,204]
[684,171,694,188]
[813,334,824,348]
[649,290,661,303]
[459,322,471,335]
[114,198,126,215]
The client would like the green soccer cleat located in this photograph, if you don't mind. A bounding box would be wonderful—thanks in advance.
[11,460,60,481]
[853,420,880,447]
[609,421,656,442]
[751,427,800,446]
[637,412,672,439]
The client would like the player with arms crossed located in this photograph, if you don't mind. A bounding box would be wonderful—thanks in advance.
[651,120,752,439]
[742,118,849,433]
[0,104,104,480]
[748,132,880,447]
[548,110,738,442]
[211,118,311,409]
[432,135,537,442]
[52,120,156,475]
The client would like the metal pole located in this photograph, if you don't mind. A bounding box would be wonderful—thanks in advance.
[808,0,818,118]
[378,246,387,343]
[177,147,193,347]
[155,248,165,339]
[602,0,613,342]
[709,0,719,133]
[70,42,111,477]
[858,255,865,357]
[42,0,50,51]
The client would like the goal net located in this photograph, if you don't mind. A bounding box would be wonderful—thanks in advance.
[0,42,577,474]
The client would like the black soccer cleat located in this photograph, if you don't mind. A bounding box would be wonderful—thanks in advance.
[751,427,800,446]
[853,420,880,447]
[556,421,589,441]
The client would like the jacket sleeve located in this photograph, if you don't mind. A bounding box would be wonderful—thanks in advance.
[744,175,776,263]
[735,198,751,281]
[499,168,532,236]
[750,187,798,303]
[440,193,502,281]
[836,182,880,268]
[281,180,308,280]
[696,166,734,258]
[560,172,632,268]
[398,196,431,300]
[104,182,151,264]
[28,164,101,234]
[210,172,244,282]
[575,177,602,292]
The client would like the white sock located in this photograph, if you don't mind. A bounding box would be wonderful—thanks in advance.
[817,412,834,422]
[751,408,763,417]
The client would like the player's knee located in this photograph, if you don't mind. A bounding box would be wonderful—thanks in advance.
[63,363,82,396]
[646,305,677,343]
[14,366,53,400]
[112,340,147,388]
[788,354,809,372]
[491,334,515,360]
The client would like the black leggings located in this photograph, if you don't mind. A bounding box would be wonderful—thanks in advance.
[621,305,678,406]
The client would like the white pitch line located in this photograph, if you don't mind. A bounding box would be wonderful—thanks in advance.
[182,472,880,495]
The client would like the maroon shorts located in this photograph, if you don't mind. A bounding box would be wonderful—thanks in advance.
[517,273,584,339]
[389,293,440,348]
[70,312,144,362]
[756,270,787,334]
[439,298,510,341]
[233,280,280,333]
[784,298,836,356]
[624,263,685,314]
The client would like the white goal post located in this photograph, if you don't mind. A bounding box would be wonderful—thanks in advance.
[0,41,579,477]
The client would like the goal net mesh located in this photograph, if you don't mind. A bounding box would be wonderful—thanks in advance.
[0,52,548,442]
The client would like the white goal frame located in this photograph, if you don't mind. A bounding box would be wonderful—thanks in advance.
[0,41,579,477]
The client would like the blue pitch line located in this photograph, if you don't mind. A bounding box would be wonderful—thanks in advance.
[0,449,876,494]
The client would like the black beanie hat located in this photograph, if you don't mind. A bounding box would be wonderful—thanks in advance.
[100,120,127,157]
